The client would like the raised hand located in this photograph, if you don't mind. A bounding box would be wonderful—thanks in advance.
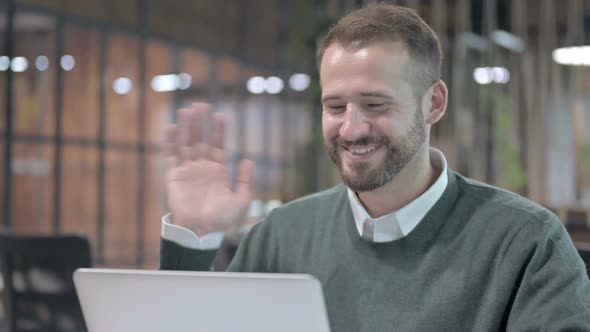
[163,103,254,237]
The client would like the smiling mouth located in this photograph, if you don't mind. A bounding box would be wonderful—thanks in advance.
[348,146,377,154]
[341,144,382,158]
[330,135,388,161]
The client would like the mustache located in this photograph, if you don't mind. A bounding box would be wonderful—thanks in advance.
[330,135,388,147]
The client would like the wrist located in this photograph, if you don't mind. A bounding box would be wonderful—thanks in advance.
[170,214,218,237]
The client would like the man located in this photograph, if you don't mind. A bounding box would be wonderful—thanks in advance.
[159,4,590,331]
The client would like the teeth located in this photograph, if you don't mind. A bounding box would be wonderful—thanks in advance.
[350,147,376,154]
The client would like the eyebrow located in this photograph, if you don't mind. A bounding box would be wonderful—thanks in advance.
[321,91,394,104]
[359,92,393,99]
[321,95,343,103]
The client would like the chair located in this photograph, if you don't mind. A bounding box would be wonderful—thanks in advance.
[0,233,91,332]
[565,209,589,232]
[576,242,590,279]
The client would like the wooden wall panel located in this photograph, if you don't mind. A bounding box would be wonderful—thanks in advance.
[246,0,280,66]
[149,0,240,54]
[179,47,211,104]
[0,87,4,134]
[104,150,138,266]
[144,41,172,145]
[0,142,4,218]
[16,0,138,29]
[60,146,99,259]
[12,14,56,137]
[62,24,100,140]
[105,34,140,143]
[180,49,211,86]
[11,143,54,234]
[142,153,165,269]
[217,57,240,86]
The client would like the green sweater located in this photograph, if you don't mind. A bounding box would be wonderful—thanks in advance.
[161,170,590,331]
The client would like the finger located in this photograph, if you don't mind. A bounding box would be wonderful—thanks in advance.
[191,142,209,161]
[211,112,227,149]
[189,103,211,144]
[162,124,178,167]
[190,103,212,159]
[235,159,254,200]
[177,103,213,161]
[177,108,192,148]
[166,156,178,172]
[209,147,227,164]
[180,145,197,162]
[205,112,226,162]
[162,124,177,156]
[177,108,197,164]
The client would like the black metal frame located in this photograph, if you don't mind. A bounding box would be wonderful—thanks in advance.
[52,17,64,234]
[96,29,107,264]
[3,0,15,228]
[135,0,150,268]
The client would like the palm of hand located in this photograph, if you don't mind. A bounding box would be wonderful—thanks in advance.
[167,160,249,235]
[163,104,254,237]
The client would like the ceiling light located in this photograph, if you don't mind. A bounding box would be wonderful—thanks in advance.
[35,56,49,71]
[151,74,179,92]
[60,54,75,71]
[113,77,133,95]
[552,46,590,66]
[11,57,28,72]
[265,76,284,94]
[246,76,265,94]
[177,73,192,90]
[289,73,311,91]
[0,56,10,71]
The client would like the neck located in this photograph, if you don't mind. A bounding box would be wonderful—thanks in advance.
[357,145,436,218]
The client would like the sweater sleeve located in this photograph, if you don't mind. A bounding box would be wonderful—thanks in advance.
[160,213,276,272]
[159,237,218,271]
[502,215,590,331]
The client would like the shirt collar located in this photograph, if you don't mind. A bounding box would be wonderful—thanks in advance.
[347,147,448,242]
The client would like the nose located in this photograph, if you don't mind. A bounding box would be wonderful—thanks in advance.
[339,104,370,142]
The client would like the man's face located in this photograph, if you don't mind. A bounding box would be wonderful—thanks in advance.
[320,41,428,192]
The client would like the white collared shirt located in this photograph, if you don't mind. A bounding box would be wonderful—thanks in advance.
[161,148,448,248]
[347,147,448,242]
[161,217,224,250]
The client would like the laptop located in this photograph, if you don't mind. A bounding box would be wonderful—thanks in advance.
[73,268,331,332]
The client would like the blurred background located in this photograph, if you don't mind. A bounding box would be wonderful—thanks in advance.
[1,0,590,330]
[1,0,590,270]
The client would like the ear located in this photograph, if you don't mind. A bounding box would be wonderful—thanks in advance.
[423,80,448,125]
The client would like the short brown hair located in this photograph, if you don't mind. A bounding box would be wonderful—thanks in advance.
[317,3,443,96]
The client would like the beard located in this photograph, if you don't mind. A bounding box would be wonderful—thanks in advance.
[325,108,427,192]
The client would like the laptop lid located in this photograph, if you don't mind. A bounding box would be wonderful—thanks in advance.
[73,268,331,332]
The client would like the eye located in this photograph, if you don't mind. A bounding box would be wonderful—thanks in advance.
[324,105,346,113]
[365,103,388,112]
